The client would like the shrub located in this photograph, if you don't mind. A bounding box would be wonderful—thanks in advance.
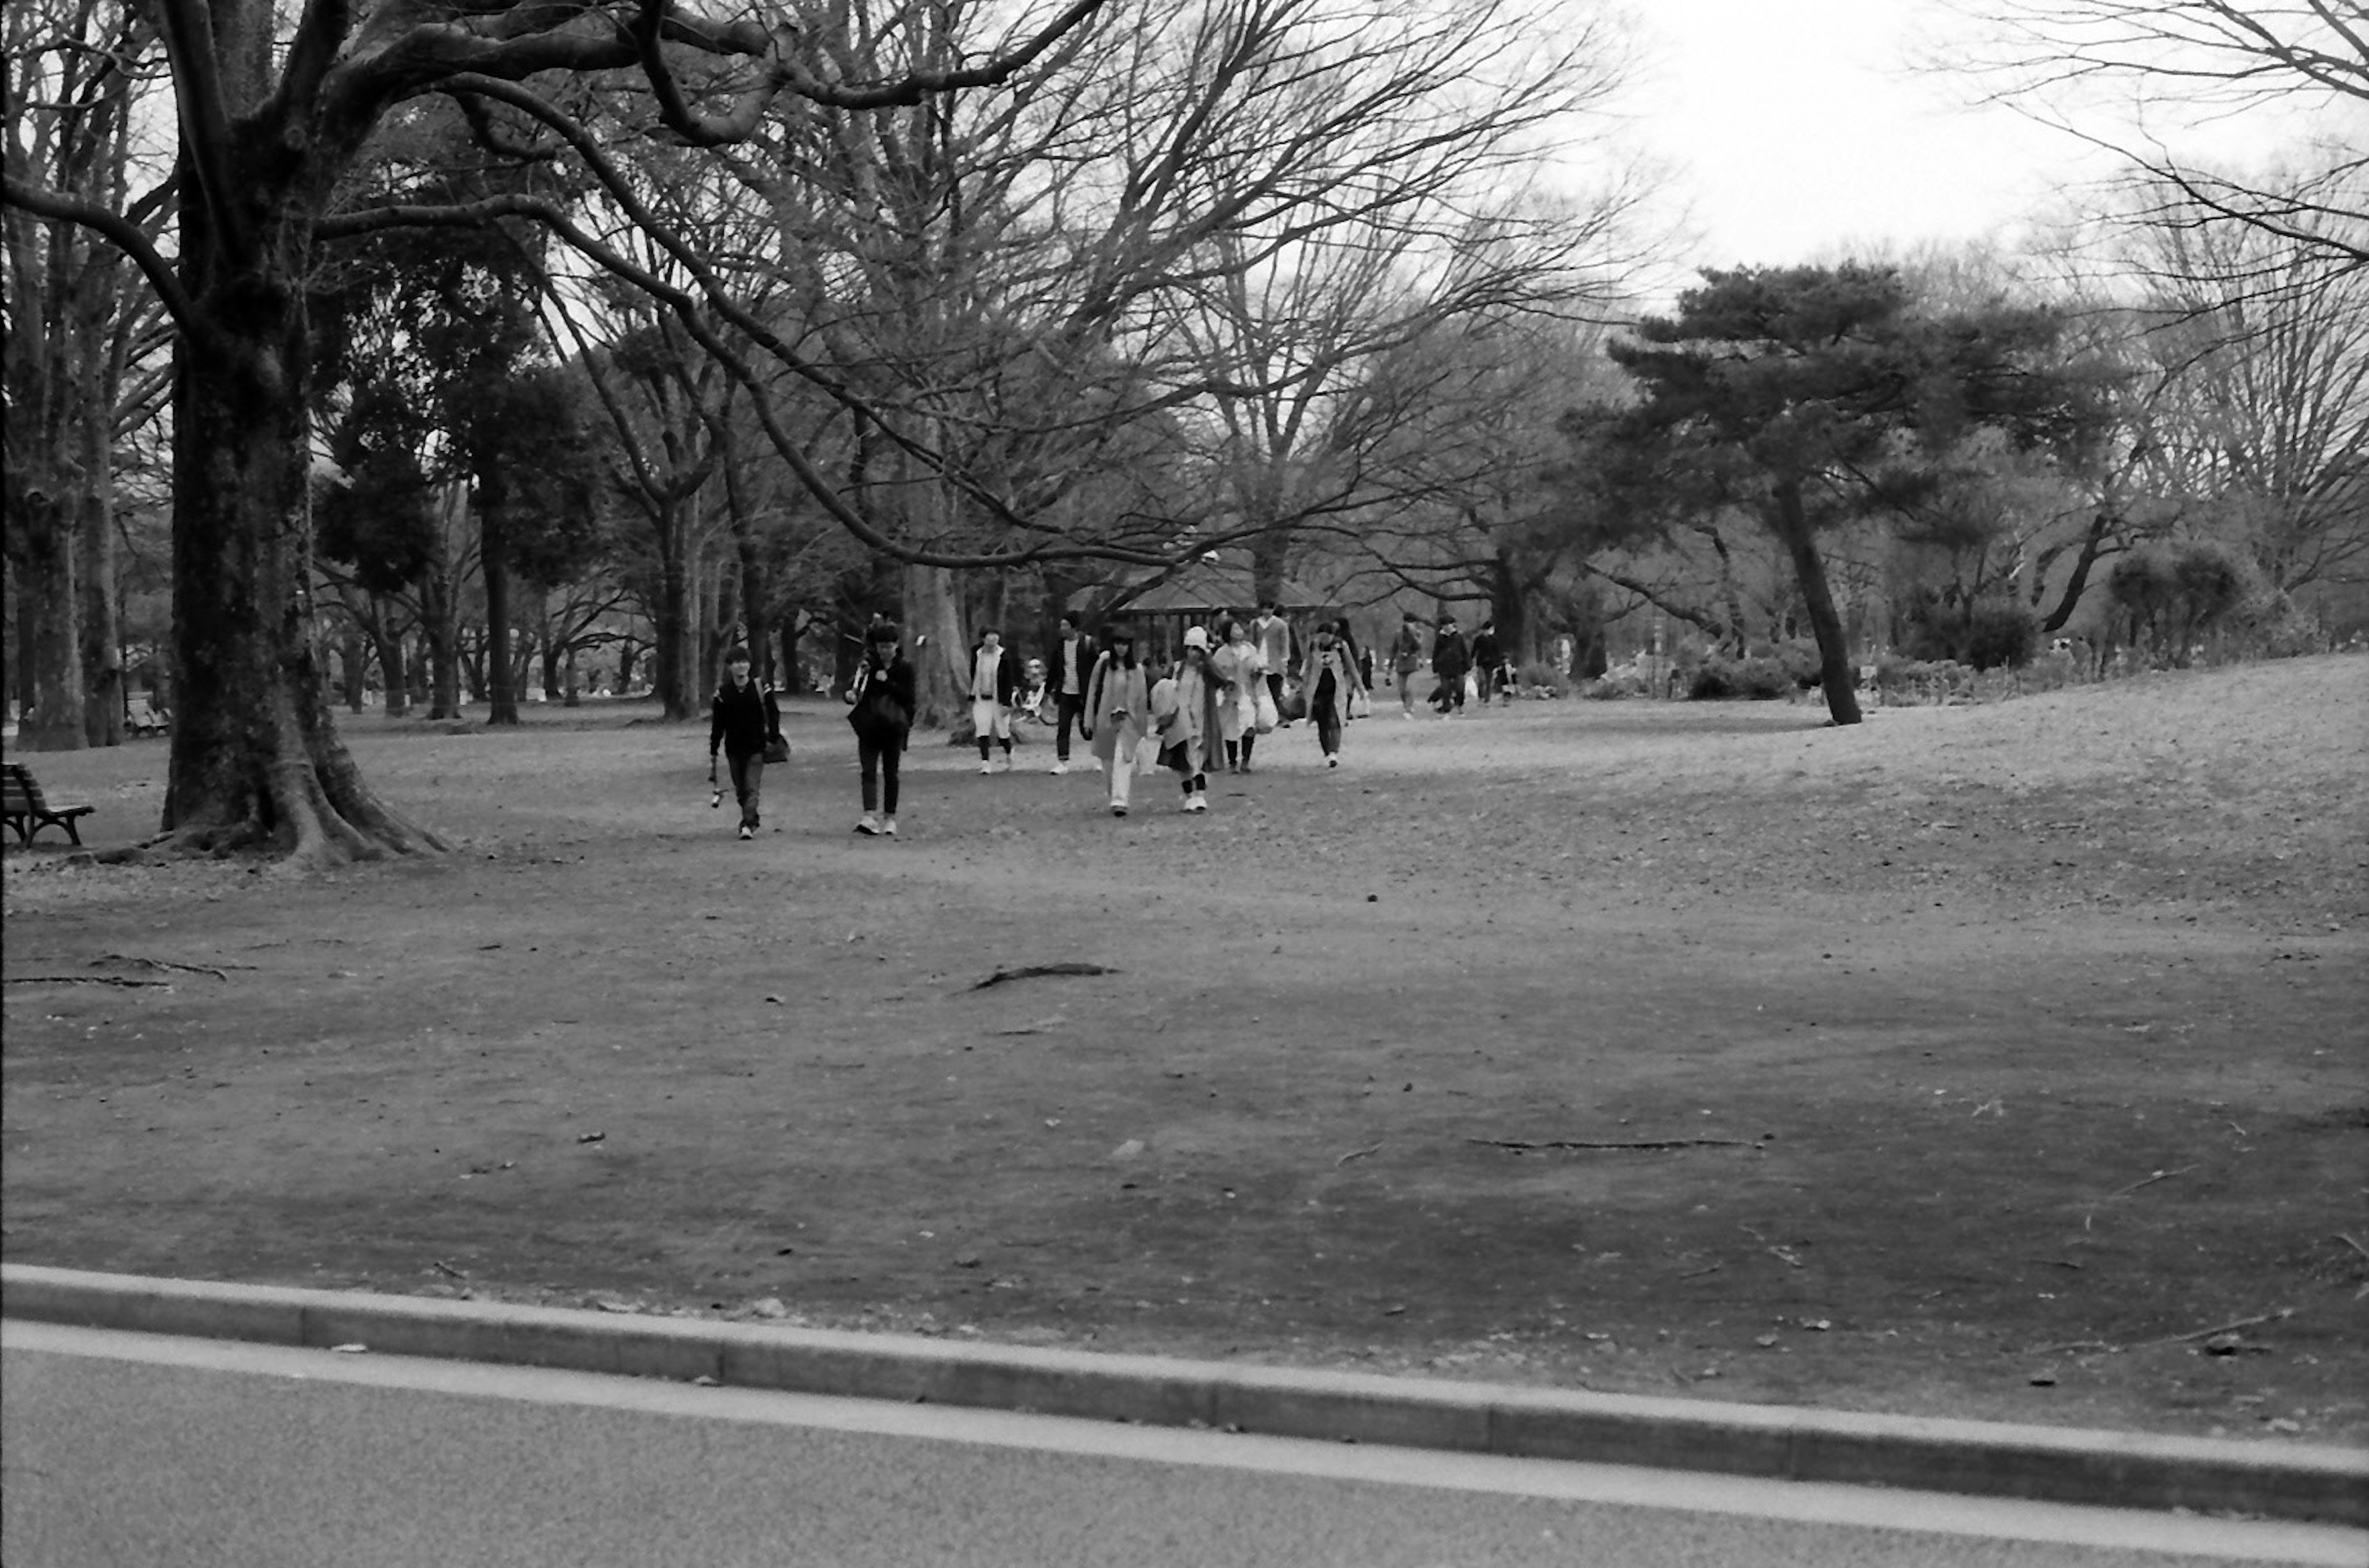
[1516,659,1573,696]
[1582,665,1651,699]
[1897,593,2038,670]
[1775,640,1823,689]
[1688,655,1793,700]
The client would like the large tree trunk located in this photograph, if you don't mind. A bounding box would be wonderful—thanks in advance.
[420,489,464,719]
[340,630,366,711]
[482,507,518,726]
[13,493,85,751]
[653,537,696,719]
[1771,485,1862,726]
[78,414,123,746]
[372,622,408,716]
[904,561,965,729]
[158,213,445,865]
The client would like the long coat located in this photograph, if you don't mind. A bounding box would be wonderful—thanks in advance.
[1149,658,1229,775]
[1083,654,1151,770]
[1211,641,1264,741]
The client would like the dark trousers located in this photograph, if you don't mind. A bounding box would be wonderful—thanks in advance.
[859,733,901,814]
[1312,675,1342,754]
[1054,693,1086,760]
[726,751,764,828]
[1265,672,1286,721]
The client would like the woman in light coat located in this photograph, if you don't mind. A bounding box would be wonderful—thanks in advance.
[1082,625,1152,817]
[1212,618,1267,772]
[1150,625,1230,812]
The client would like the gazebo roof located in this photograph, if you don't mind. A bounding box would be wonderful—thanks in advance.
[1071,555,1329,617]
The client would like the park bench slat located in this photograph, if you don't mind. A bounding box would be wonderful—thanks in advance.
[2,762,96,846]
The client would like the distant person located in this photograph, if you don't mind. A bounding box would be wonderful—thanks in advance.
[1301,620,1365,768]
[843,620,915,838]
[1431,615,1470,715]
[1213,618,1267,772]
[1083,625,1152,816]
[1045,614,1096,774]
[1017,657,1050,725]
[1250,601,1294,725]
[706,646,783,841]
[1470,619,1503,706]
[1390,611,1425,718]
[1150,625,1228,812]
[969,626,1019,773]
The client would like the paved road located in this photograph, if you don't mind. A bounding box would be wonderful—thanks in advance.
[4,1322,2358,1568]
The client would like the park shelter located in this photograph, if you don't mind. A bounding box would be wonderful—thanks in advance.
[1069,555,1329,666]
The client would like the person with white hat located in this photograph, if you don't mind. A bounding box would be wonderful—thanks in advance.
[1148,625,1230,812]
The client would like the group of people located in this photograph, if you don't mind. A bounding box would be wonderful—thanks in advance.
[708,601,1507,838]
[1387,611,1516,717]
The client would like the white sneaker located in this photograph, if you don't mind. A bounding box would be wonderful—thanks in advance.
[1051,760,1069,775]
[737,825,753,840]
[881,817,898,836]
[1327,755,1338,768]
[980,761,994,775]
[1188,794,1208,813]
[1179,797,1196,813]
[1110,804,1128,817]
[855,815,879,835]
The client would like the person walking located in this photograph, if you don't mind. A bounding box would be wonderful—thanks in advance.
[1045,614,1096,774]
[1250,601,1293,726]
[1212,618,1267,772]
[1082,625,1151,816]
[1390,611,1425,718]
[844,620,916,838]
[1470,619,1503,707]
[1149,625,1228,812]
[706,646,783,841]
[968,626,1019,773]
[1301,619,1364,767]
[1431,615,1471,715]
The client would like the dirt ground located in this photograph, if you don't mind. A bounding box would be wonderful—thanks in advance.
[4,656,2365,1445]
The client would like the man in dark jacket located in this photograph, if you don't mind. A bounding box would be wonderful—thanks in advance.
[1430,616,1471,715]
[708,646,783,839]
[1470,619,1503,706]
[846,621,917,836]
[1044,613,1096,775]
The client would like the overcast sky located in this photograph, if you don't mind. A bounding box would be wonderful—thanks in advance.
[1619,0,2111,270]
[1609,0,2348,275]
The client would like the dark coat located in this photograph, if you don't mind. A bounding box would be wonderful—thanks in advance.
[1431,629,1471,680]
[709,679,782,758]
[1047,633,1097,698]
[846,653,916,749]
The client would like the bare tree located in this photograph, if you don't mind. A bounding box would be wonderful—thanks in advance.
[2,0,169,749]
[2,0,1104,862]
[2127,179,2369,595]
[1940,1,2369,271]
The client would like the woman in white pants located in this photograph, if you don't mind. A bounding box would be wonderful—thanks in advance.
[1082,627,1151,816]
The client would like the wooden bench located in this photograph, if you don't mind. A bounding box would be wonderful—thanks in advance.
[2,762,96,846]
[126,697,170,737]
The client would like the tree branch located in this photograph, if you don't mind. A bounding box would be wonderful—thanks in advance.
[152,0,252,268]
[1,173,214,349]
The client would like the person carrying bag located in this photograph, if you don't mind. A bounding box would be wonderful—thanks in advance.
[845,621,916,838]
[708,646,783,840]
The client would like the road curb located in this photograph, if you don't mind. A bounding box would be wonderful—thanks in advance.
[7,1263,2363,1524]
